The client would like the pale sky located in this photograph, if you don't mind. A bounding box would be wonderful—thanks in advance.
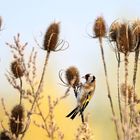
[0,1,140,140]
[0,0,140,94]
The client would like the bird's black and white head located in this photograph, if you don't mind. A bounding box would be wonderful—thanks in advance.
[82,74,96,83]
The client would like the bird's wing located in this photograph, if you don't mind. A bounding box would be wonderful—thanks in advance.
[79,83,95,111]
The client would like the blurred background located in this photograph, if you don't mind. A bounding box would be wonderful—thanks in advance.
[0,0,140,139]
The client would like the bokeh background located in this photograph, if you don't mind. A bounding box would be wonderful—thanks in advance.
[0,0,140,139]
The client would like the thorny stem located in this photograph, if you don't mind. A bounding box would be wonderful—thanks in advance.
[124,53,129,140]
[124,53,128,108]
[21,52,51,139]
[133,50,139,91]
[117,52,123,123]
[30,51,50,113]
[99,37,120,140]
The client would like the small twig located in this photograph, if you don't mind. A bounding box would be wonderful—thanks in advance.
[1,98,10,117]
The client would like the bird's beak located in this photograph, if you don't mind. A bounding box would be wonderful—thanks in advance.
[81,76,85,79]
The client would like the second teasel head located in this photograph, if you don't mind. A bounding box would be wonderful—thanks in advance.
[9,104,24,137]
[0,131,11,140]
[117,23,136,53]
[11,59,24,78]
[109,20,136,54]
[132,19,140,50]
[65,66,80,87]
[109,21,120,42]
[93,16,106,38]
[43,22,60,52]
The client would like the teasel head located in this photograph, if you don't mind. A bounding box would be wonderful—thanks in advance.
[11,59,24,79]
[132,19,140,50]
[43,22,60,52]
[109,21,121,42]
[117,23,133,53]
[0,131,11,140]
[10,104,24,137]
[93,16,106,38]
[65,66,80,87]
[109,20,136,54]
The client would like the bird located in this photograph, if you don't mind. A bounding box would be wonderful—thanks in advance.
[66,74,96,123]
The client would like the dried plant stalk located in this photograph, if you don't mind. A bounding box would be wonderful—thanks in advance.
[133,47,139,90]
[94,17,122,139]
[109,21,123,124]
[75,116,93,140]
[132,19,140,90]
[98,37,120,140]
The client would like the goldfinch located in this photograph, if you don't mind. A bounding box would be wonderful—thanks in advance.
[66,74,96,123]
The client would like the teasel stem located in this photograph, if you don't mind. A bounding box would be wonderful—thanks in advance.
[124,53,129,108]
[99,37,120,140]
[99,37,115,115]
[30,51,50,112]
[117,51,123,123]
[21,52,51,140]
[123,53,129,140]
[133,49,139,91]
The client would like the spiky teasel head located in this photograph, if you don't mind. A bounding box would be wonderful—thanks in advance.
[0,131,11,140]
[10,104,24,137]
[43,22,60,52]
[11,59,24,79]
[93,16,106,38]
[112,22,136,54]
[132,19,140,49]
[109,21,120,42]
[65,66,80,87]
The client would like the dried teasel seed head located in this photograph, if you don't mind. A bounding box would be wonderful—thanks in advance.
[11,59,24,78]
[116,22,136,54]
[0,131,11,140]
[65,66,80,87]
[109,22,120,42]
[132,19,140,37]
[10,104,24,137]
[43,22,60,52]
[93,16,106,38]
[132,19,140,49]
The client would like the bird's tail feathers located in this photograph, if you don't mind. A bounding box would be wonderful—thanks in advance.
[66,106,80,120]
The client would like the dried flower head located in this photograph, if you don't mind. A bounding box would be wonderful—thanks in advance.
[0,131,11,140]
[132,19,140,48]
[109,21,120,42]
[65,66,80,87]
[11,59,24,78]
[93,16,106,38]
[43,22,60,52]
[110,21,136,54]
[10,104,24,137]
[118,23,129,53]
